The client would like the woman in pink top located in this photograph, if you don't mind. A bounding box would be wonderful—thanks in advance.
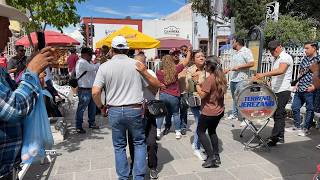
[156,49,191,139]
[195,56,227,168]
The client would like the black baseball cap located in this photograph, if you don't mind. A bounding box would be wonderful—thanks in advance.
[81,47,95,55]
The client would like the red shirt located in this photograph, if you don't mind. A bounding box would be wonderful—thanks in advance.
[157,64,184,97]
[0,57,7,68]
[67,53,79,73]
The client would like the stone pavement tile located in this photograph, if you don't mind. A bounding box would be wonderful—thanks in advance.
[74,169,110,180]
[48,173,74,180]
[282,174,314,180]
[197,170,237,180]
[227,151,270,165]
[157,163,179,178]
[160,173,200,180]
[55,159,90,175]
[270,157,318,177]
[256,162,283,178]
[218,154,239,169]
[91,155,115,170]
[227,164,273,180]
[158,143,182,164]
[170,158,213,174]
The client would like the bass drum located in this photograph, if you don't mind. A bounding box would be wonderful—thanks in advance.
[235,80,277,121]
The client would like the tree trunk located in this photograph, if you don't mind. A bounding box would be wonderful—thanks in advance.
[208,15,214,56]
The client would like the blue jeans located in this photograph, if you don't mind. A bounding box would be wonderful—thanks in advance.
[108,107,146,180]
[190,106,201,149]
[230,81,240,118]
[156,93,181,131]
[75,89,96,129]
[292,92,315,129]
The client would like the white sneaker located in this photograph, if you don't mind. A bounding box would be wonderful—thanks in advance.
[298,129,311,136]
[227,114,238,120]
[175,131,182,139]
[193,149,206,161]
[240,120,248,127]
[157,129,161,139]
[285,126,299,132]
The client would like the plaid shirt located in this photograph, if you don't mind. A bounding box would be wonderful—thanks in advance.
[297,56,320,92]
[0,67,39,177]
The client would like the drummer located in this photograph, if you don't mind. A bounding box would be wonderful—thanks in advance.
[225,37,254,126]
[253,40,293,146]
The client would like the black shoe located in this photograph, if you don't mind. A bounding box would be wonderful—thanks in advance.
[181,128,186,135]
[267,139,277,147]
[163,128,170,135]
[150,168,159,179]
[214,154,221,165]
[278,137,285,144]
[201,158,218,168]
[89,124,100,129]
[76,128,86,134]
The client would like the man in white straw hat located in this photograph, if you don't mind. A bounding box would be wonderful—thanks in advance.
[0,0,56,179]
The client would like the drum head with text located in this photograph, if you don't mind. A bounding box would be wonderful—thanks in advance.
[236,83,277,121]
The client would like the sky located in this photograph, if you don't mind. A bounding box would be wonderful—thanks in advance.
[56,0,188,44]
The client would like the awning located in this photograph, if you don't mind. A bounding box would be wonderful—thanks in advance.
[158,37,191,49]
[15,31,80,47]
[96,26,160,49]
[219,44,231,51]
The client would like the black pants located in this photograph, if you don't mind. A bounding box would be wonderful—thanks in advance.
[197,113,224,159]
[271,91,291,140]
[180,93,189,129]
[128,110,158,169]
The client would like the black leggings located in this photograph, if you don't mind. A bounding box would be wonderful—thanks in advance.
[197,112,224,159]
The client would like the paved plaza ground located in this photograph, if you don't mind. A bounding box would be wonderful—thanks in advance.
[23,93,320,180]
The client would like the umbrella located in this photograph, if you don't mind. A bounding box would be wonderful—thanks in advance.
[15,31,80,47]
[96,26,160,49]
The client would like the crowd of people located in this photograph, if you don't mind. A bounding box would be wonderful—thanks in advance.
[1,1,320,180]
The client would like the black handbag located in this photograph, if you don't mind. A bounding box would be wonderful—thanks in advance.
[146,100,168,117]
[185,93,201,107]
[68,71,87,88]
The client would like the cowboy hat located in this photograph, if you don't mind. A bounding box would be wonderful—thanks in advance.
[0,0,28,22]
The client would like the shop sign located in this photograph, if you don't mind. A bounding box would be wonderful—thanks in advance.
[164,26,180,35]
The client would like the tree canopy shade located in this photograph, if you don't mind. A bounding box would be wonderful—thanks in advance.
[7,0,85,32]
[264,15,318,47]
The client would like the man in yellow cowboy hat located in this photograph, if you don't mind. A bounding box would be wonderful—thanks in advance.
[0,0,56,179]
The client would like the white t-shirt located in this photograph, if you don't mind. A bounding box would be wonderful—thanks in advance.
[143,69,157,101]
[230,47,254,82]
[271,51,293,93]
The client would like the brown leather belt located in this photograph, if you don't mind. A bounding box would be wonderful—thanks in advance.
[108,104,142,108]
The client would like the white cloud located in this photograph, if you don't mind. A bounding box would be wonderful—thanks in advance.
[91,6,123,16]
[90,6,164,19]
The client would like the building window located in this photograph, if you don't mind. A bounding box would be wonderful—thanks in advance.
[199,40,208,56]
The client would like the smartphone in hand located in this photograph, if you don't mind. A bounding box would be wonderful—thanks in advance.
[36,31,46,51]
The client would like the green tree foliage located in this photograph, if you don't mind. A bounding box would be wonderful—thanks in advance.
[189,0,215,55]
[278,0,320,25]
[224,0,272,38]
[264,15,317,46]
[7,0,85,32]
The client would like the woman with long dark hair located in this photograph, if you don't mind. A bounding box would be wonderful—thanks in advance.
[156,49,191,139]
[195,56,228,168]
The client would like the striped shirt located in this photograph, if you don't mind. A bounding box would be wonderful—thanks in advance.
[297,56,320,92]
[0,67,39,177]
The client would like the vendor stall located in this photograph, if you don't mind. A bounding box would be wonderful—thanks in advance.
[15,31,80,86]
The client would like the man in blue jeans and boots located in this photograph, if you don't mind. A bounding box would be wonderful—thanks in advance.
[225,37,254,126]
[254,40,293,146]
[75,47,100,134]
[286,42,319,136]
[92,36,162,180]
